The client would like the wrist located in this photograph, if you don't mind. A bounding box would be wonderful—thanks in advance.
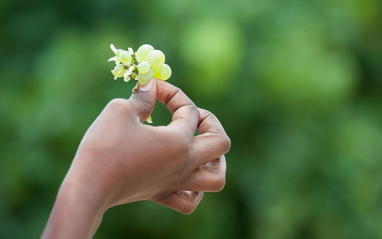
[42,172,109,238]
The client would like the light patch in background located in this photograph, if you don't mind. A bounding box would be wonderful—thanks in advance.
[180,19,244,98]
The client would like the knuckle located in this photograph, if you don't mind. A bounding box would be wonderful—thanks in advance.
[205,110,215,120]
[212,175,226,192]
[199,108,211,118]
[176,88,183,95]
[180,204,196,215]
[165,87,181,104]
[179,142,192,159]
[107,98,129,111]
[191,104,200,119]
[220,135,231,154]
[173,133,192,156]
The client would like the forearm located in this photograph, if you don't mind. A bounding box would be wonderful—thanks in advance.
[42,176,108,239]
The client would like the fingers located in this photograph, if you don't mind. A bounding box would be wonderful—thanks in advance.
[155,191,204,215]
[180,156,226,192]
[156,79,199,138]
[128,79,157,123]
[153,155,226,214]
[192,109,231,166]
[123,79,201,140]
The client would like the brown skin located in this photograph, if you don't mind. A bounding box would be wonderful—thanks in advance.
[42,79,231,239]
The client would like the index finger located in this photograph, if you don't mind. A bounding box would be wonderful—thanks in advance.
[191,108,231,166]
[156,79,199,137]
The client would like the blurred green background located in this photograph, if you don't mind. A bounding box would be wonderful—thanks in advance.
[1,0,382,238]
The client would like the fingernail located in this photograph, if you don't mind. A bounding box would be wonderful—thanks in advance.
[139,79,154,92]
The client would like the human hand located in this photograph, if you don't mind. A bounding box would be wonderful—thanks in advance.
[42,79,231,238]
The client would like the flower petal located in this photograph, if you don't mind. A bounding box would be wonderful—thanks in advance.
[110,44,118,54]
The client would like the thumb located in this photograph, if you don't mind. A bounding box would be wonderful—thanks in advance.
[129,78,157,123]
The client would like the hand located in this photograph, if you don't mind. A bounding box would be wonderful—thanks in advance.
[42,79,231,238]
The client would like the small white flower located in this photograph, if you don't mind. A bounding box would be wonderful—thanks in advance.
[128,47,134,55]
[118,51,132,65]
[111,64,126,80]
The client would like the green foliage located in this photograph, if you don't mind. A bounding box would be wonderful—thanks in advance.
[1,0,382,238]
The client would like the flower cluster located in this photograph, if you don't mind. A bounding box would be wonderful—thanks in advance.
[108,44,172,123]
[109,44,172,86]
